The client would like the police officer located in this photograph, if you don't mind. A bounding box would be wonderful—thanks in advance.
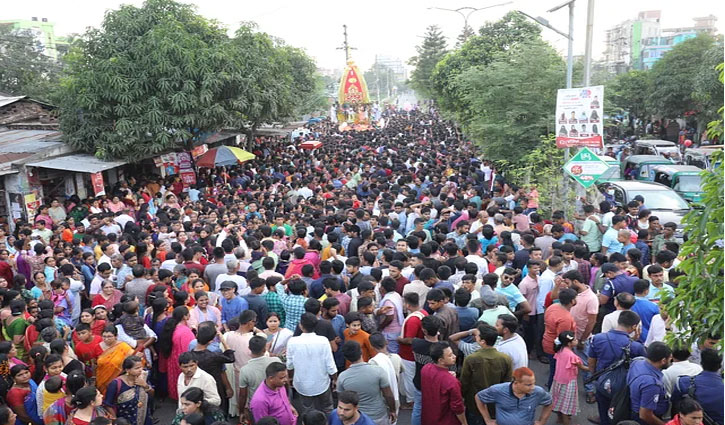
[627,342,672,424]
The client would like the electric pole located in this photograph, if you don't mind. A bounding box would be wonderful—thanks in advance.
[336,24,357,62]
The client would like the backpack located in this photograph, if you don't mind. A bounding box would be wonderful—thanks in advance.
[589,336,633,400]
[681,376,717,425]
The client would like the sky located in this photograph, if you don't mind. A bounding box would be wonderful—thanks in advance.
[3,0,723,73]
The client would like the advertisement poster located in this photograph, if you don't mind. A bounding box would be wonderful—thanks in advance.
[180,169,197,186]
[555,85,604,148]
[24,192,40,218]
[91,172,106,196]
[177,152,192,169]
[563,147,611,188]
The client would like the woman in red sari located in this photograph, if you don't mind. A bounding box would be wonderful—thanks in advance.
[91,281,123,312]
[157,306,194,400]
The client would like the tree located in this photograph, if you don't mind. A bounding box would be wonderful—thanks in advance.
[455,25,475,48]
[56,0,247,160]
[0,25,60,101]
[429,12,541,123]
[457,40,565,164]
[608,70,652,130]
[364,63,396,102]
[693,41,725,125]
[408,25,447,98]
[648,34,722,122]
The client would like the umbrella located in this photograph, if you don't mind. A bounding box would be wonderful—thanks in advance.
[299,140,322,150]
[195,146,255,167]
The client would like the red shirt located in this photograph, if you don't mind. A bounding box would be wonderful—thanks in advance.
[421,363,465,425]
[394,276,410,295]
[74,335,103,364]
[399,310,428,361]
[542,304,576,355]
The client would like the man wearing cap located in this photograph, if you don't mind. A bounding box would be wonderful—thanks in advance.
[219,280,249,330]
[477,287,513,327]
[599,263,637,315]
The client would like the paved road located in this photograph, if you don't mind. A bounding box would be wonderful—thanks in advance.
[154,358,598,425]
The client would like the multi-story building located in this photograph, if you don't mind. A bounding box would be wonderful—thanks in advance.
[0,17,69,60]
[640,15,718,70]
[374,55,408,81]
[603,11,661,74]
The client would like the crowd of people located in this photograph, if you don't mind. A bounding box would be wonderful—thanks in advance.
[0,105,720,425]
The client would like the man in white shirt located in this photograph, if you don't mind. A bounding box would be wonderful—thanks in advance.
[663,347,703,396]
[601,292,636,333]
[286,313,337,415]
[215,259,248,299]
[100,216,122,236]
[90,263,113,296]
[495,314,528,370]
[177,352,221,407]
[114,209,135,231]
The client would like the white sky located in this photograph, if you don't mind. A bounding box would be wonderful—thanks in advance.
[4,0,723,72]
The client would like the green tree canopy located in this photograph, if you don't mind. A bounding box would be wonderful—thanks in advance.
[648,34,724,122]
[430,11,541,123]
[408,25,447,98]
[457,40,565,163]
[608,70,652,127]
[0,25,60,101]
[56,0,246,160]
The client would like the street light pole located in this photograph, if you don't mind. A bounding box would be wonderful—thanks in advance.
[427,2,513,42]
[583,0,595,85]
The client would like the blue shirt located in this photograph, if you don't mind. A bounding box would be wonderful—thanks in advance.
[646,283,674,302]
[588,329,647,372]
[558,233,578,243]
[601,228,623,254]
[455,306,479,332]
[627,358,669,419]
[220,295,248,325]
[671,371,724,425]
[328,410,376,425]
[477,382,552,425]
[635,241,650,266]
[601,273,637,313]
[496,284,526,313]
[630,297,659,342]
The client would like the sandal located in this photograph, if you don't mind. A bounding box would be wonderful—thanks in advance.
[586,392,596,404]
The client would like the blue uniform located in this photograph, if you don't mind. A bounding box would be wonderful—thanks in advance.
[627,358,669,421]
[601,273,637,313]
[671,371,724,425]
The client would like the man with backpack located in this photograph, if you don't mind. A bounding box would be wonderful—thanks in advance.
[587,310,647,425]
[627,342,672,424]
[671,348,723,425]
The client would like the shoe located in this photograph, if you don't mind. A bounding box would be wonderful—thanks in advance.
[587,415,600,424]
[538,356,550,364]
[586,392,596,404]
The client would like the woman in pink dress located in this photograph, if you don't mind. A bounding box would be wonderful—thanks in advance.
[157,306,195,400]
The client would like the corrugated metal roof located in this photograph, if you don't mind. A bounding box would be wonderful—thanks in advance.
[0,129,64,153]
[0,96,25,109]
[26,154,127,173]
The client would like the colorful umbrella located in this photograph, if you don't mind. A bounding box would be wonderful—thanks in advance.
[299,140,322,150]
[195,146,255,167]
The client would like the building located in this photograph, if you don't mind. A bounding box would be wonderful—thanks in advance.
[603,11,661,74]
[0,17,68,60]
[640,15,718,70]
[374,55,408,81]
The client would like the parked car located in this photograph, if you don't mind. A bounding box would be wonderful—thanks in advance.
[652,165,703,202]
[597,180,690,237]
[633,140,682,163]
[683,146,723,171]
[622,155,674,181]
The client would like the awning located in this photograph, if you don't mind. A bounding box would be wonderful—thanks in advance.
[0,168,18,176]
[26,154,127,173]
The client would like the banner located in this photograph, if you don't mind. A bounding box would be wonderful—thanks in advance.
[555,85,604,149]
[90,172,106,196]
[180,168,197,186]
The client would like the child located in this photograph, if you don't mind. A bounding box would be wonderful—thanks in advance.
[355,297,378,334]
[44,257,58,283]
[551,331,589,425]
[42,375,65,413]
[73,323,103,376]
[342,312,375,366]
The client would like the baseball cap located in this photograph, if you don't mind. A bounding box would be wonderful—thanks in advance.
[220,281,237,291]
[480,286,498,307]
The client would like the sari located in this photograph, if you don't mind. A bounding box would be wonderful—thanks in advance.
[166,323,195,400]
[96,342,134,395]
[3,315,29,361]
[65,406,114,425]
[103,378,151,425]
[92,290,123,311]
